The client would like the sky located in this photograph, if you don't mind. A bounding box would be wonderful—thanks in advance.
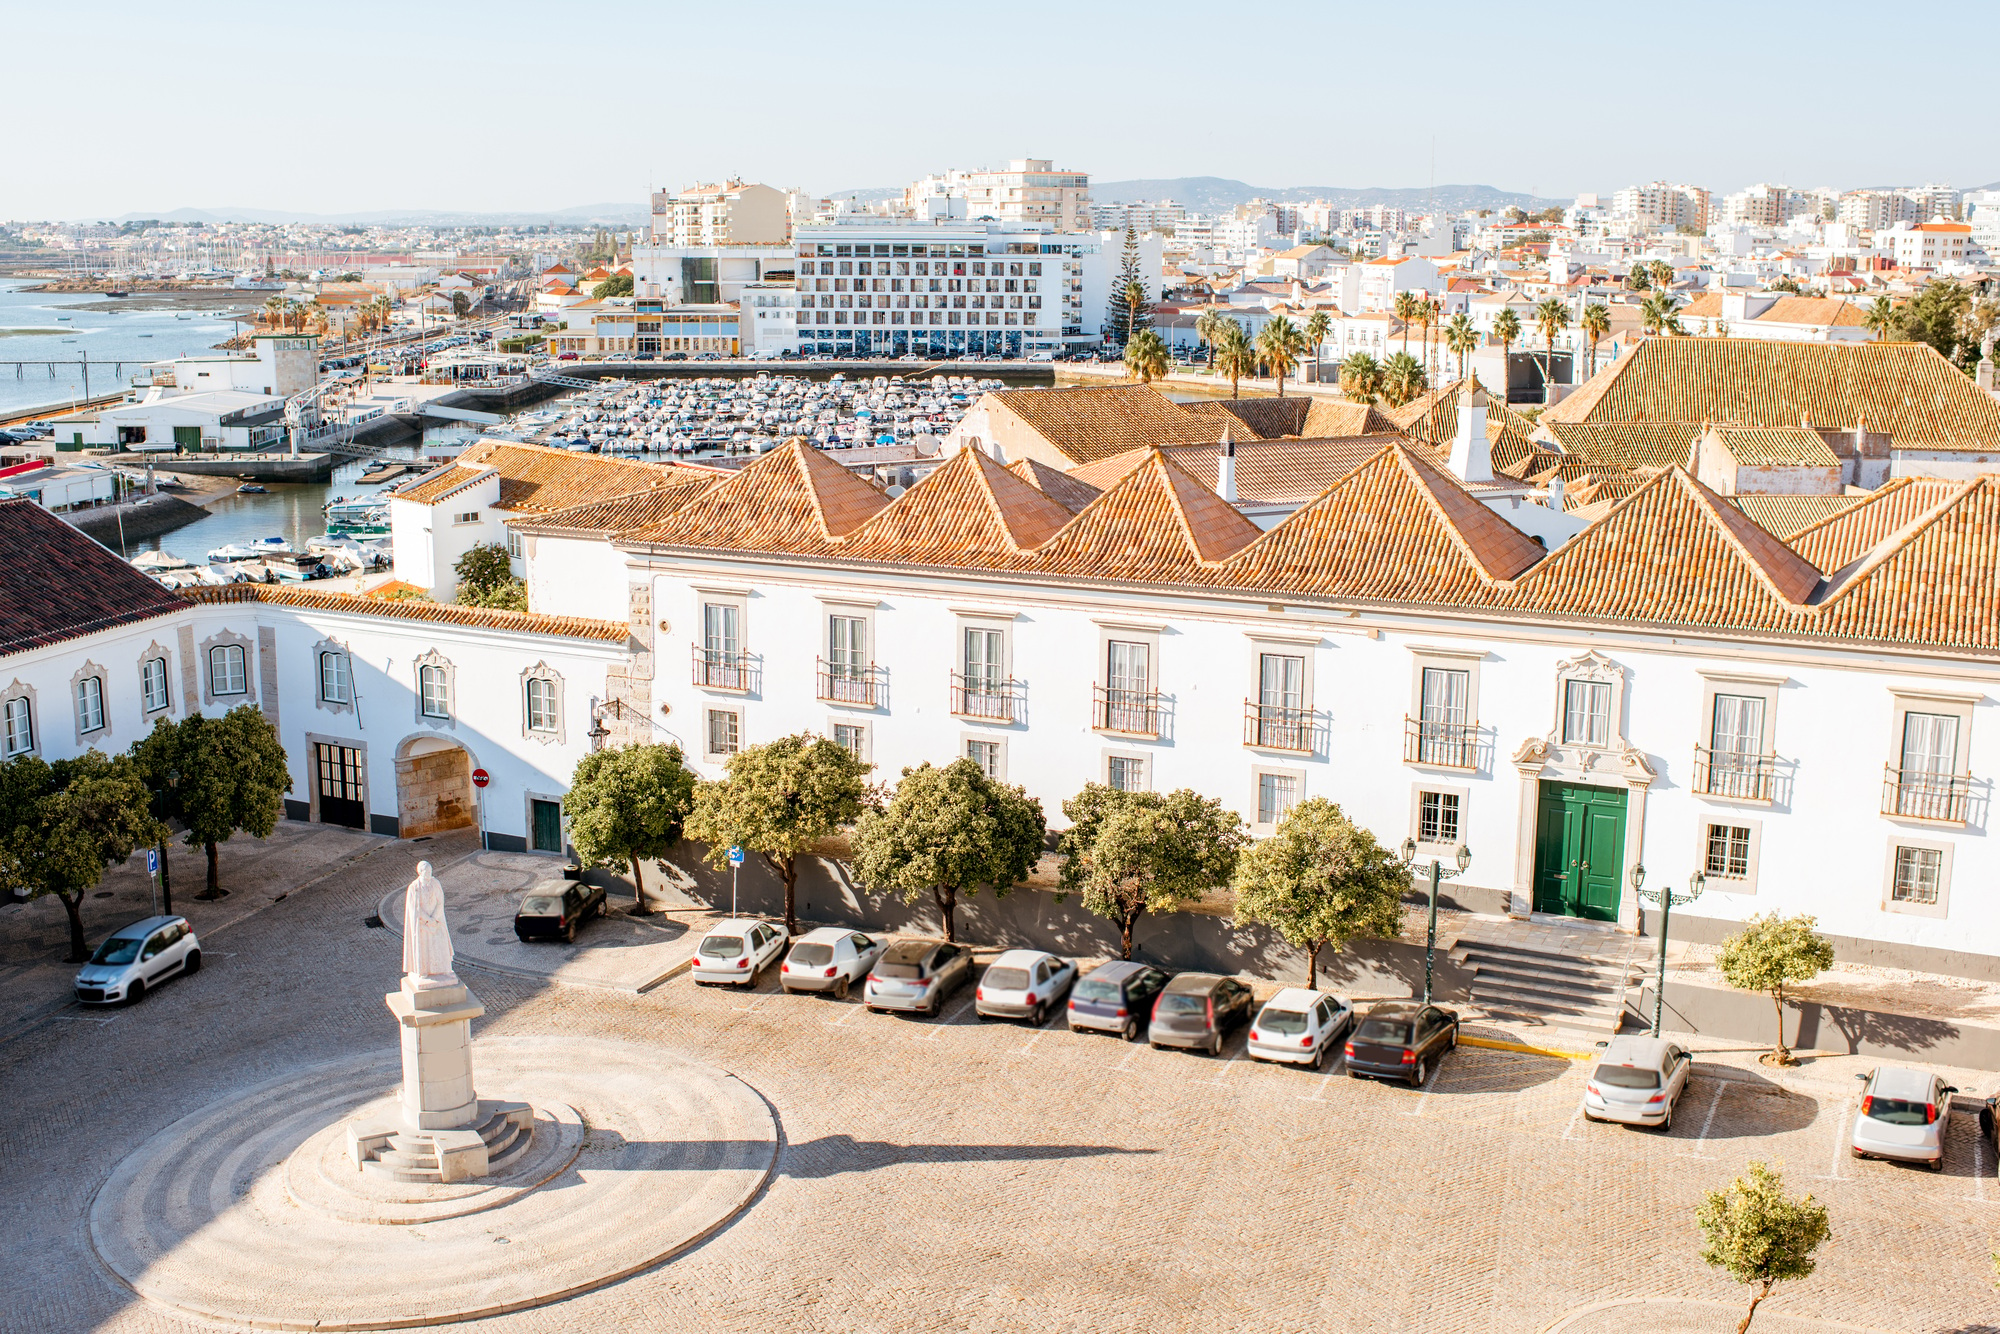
[5,0,1996,220]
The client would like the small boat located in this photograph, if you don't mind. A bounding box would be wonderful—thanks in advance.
[236,483,268,494]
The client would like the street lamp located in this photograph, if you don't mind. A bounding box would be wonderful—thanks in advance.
[1399,838,1472,1004]
[1631,864,1705,1037]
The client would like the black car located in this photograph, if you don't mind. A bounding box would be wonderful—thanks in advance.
[1149,973,1255,1055]
[1346,1001,1459,1086]
[513,880,606,943]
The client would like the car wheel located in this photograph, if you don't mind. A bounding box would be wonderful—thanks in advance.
[564,924,577,944]
[834,976,849,1000]
[1347,1069,1365,1080]
[126,980,145,1005]
[1122,1019,1139,1042]
[927,995,941,1018]
[1312,1042,1327,1071]
[183,950,201,975]
[1927,1155,1946,1173]
[1410,1058,1428,1087]
[1659,1103,1674,1133]
[1208,1034,1222,1057]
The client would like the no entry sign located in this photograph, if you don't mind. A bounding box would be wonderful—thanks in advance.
[471,768,490,788]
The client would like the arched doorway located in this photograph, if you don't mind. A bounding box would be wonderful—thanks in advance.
[394,734,476,839]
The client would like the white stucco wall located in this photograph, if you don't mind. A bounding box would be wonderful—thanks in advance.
[523,532,633,622]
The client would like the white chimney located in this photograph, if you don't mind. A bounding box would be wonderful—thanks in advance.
[1217,427,1238,502]
[1446,381,1492,483]
[1547,475,1565,510]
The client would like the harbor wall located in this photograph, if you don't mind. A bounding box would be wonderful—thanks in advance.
[66,493,210,545]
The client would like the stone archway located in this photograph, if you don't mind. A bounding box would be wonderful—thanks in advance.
[394,734,477,839]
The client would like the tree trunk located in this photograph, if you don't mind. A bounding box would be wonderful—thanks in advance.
[1770,988,1790,1063]
[1307,940,1319,988]
[157,837,172,915]
[629,854,651,916]
[780,855,798,936]
[58,890,89,962]
[1737,1279,1773,1333]
[197,840,226,900]
[1119,902,1144,960]
[932,884,957,943]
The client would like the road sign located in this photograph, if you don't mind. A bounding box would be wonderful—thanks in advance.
[471,768,490,789]
[146,849,158,875]
[727,845,745,867]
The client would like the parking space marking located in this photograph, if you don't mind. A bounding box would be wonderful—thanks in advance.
[1964,1122,1990,1202]
[909,998,975,1041]
[1111,1044,1142,1075]
[57,1012,120,1025]
[1297,1066,1340,1103]
[1199,1046,1246,1087]
[1400,1057,1445,1117]
[1818,1098,1853,1181]
[822,1001,867,1028]
[1679,1083,1726,1158]
[1015,1029,1045,1056]
[1560,1102,1587,1140]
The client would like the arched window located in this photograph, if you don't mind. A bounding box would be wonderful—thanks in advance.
[3,696,32,756]
[319,650,352,705]
[209,644,247,696]
[76,676,105,734]
[420,664,450,719]
[525,677,558,733]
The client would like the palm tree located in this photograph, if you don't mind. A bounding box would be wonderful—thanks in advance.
[1627,264,1652,293]
[1533,297,1571,402]
[1339,351,1383,403]
[1303,310,1330,382]
[1123,329,1169,384]
[1121,279,1148,345]
[1640,292,1685,337]
[1493,308,1522,372]
[1381,351,1428,408]
[1214,322,1258,399]
[1863,296,1897,343]
[1417,295,1439,383]
[1580,302,1611,377]
[1649,259,1676,291]
[1444,313,1480,382]
[1394,290,1421,355]
[262,294,287,328]
[1195,306,1228,370]
[1257,315,1307,398]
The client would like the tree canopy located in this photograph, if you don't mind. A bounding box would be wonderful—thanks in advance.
[0,751,165,961]
[1893,278,1974,368]
[1058,784,1246,959]
[566,742,698,914]
[1232,798,1405,986]
[851,758,1046,942]
[1123,328,1169,384]
[1214,322,1258,399]
[152,707,292,898]
[1717,913,1834,1064]
[591,273,634,298]
[453,542,527,612]
[1696,1160,1831,1332]
[1257,315,1307,397]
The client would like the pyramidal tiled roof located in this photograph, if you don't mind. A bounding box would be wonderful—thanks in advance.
[1709,426,1841,468]
[1811,479,2000,644]
[983,384,1226,464]
[624,438,888,553]
[1538,420,1704,469]
[1032,449,1262,578]
[1505,468,1823,628]
[1005,456,1101,513]
[1299,397,1402,438]
[505,469,722,535]
[843,449,1074,565]
[1208,444,1544,603]
[1727,494,1868,540]
[1785,477,1967,571]
[1386,377,1541,470]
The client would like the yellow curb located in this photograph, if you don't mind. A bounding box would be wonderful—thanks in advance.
[1459,1035,1594,1061]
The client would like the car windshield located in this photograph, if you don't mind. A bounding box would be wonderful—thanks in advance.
[1158,993,1209,1016]
[91,936,144,966]
[520,897,561,916]
[699,936,745,958]
[1356,1018,1411,1044]
[789,944,833,967]
[983,966,1029,990]
[1866,1096,1932,1126]
[1593,1064,1661,1090]
[1258,1009,1308,1035]
[1073,977,1121,1003]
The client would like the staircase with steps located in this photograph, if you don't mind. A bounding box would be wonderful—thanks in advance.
[1450,922,1651,1037]
[357,1099,535,1183]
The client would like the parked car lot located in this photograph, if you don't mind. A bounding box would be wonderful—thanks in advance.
[513,881,607,943]
[1149,973,1255,1055]
[1068,960,1170,1040]
[1247,987,1351,1068]
[975,949,1076,1025]
[864,939,973,1015]
[691,918,789,986]
[1345,1001,1460,1085]
[781,928,887,998]
[1581,1035,1693,1130]
[1851,1065,1958,1170]
[74,915,200,1005]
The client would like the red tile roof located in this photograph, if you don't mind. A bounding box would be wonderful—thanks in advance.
[0,499,187,655]
[180,585,631,641]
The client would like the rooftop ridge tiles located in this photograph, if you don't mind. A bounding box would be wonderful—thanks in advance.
[1808,477,1987,610]
[178,584,631,641]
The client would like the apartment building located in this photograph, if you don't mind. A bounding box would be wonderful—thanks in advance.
[1886,219,1974,271]
[903,159,1092,232]
[648,180,791,247]
[1090,199,1186,235]
[1611,181,1711,233]
[1720,184,1815,228]
[1837,189,1918,232]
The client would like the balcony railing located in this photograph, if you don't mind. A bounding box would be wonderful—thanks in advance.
[1244,701,1313,753]
[691,645,754,693]
[817,658,879,708]
[1403,717,1480,770]
[1881,765,1972,824]
[1693,746,1776,801]
[1094,684,1162,738]
[950,671,1021,724]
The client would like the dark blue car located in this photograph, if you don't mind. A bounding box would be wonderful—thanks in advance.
[1067,960,1172,1040]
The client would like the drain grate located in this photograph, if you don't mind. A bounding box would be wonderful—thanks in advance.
[363,915,384,929]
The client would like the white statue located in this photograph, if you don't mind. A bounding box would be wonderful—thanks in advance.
[401,861,458,987]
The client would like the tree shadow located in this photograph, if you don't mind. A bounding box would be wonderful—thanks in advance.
[1682,1063,1822,1136]
[1795,1001,1960,1057]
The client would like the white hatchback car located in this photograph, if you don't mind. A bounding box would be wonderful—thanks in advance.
[1248,988,1352,1068]
[690,918,789,987]
[1581,1035,1694,1130]
[75,915,200,1005]
[975,949,1076,1026]
[1851,1065,1958,1170]
[780,927,887,998]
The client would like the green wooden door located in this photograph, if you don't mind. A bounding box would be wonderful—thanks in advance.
[173,426,202,450]
[1532,782,1627,921]
[530,799,563,854]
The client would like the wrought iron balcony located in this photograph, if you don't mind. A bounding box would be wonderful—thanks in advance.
[1693,746,1776,802]
[1244,701,1313,753]
[816,658,879,708]
[1881,765,1972,824]
[1403,717,1479,770]
[950,672,1021,723]
[691,645,754,693]
[1094,685,1161,738]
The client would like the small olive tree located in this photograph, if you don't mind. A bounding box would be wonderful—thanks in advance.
[1696,1160,1831,1333]
[851,758,1045,943]
[565,743,697,915]
[686,733,870,934]
[1058,784,1246,960]
[1718,914,1835,1065]
[171,707,293,899]
[452,542,527,612]
[1232,798,1405,987]
[0,752,166,961]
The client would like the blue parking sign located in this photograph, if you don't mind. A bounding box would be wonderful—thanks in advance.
[147,849,158,875]
[727,845,745,867]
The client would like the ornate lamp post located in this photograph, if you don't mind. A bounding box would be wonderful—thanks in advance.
[1631,864,1705,1037]
[1399,838,1472,1004]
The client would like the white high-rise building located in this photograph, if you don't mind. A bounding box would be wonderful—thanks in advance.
[649,180,791,247]
[903,159,1092,232]
[1610,181,1711,232]
[1902,183,1961,222]
[1838,189,1918,232]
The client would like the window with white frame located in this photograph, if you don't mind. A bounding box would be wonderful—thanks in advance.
[1562,678,1611,746]
[1891,845,1943,906]
[506,528,523,559]
[1705,823,1753,880]
[75,676,104,734]
[141,656,169,713]
[1107,754,1147,792]
[827,615,866,677]
[1257,771,1299,825]
[525,677,558,733]
[967,738,1001,778]
[1418,667,1471,764]
[1418,790,1460,845]
[3,697,31,756]
[832,722,867,759]
[707,708,741,757]
[453,511,480,526]
[209,644,247,696]
[420,665,450,719]
[703,601,740,658]
[319,650,352,705]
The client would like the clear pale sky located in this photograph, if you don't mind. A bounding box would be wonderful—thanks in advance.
[5,0,1993,219]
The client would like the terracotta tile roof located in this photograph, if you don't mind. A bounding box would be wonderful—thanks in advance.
[1542,337,2000,450]
[980,385,1239,464]
[1709,426,1842,468]
[1679,294,1868,327]
[621,437,889,554]
[843,449,1073,564]
[1387,378,1541,470]
[1155,436,1418,509]
[1784,478,1965,570]
[0,498,187,655]
[1183,397,1311,439]
[1032,450,1263,577]
[1208,444,1544,604]
[1809,479,2000,646]
[1727,494,1869,540]
[396,440,689,514]
[1005,456,1101,512]
[1299,398,1402,438]
[180,584,631,641]
[1538,421,1704,469]
[504,469,722,535]
[396,463,496,507]
[1564,471,1656,509]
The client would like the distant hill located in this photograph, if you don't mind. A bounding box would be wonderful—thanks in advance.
[102,203,649,227]
[1091,176,1565,215]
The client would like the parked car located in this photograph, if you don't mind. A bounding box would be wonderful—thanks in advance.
[1149,973,1256,1055]
[781,927,887,998]
[512,880,607,943]
[1345,1001,1459,1086]
[863,939,973,1015]
[1851,1065,1958,1170]
[1247,988,1352,1068]
[557,351,579,360]
[1068,960,1171,1040]
[1581,1035,1693,1129]
[691,918,789,986]
[74,915,200,1005]
[975,949,1076,1025]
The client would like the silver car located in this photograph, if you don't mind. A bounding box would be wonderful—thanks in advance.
[780,928,887,999]
[863,940,973,1015]
[75,915,201,1005]
[1581,1035,1693,1130]
[1851,1065,1957,1170]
